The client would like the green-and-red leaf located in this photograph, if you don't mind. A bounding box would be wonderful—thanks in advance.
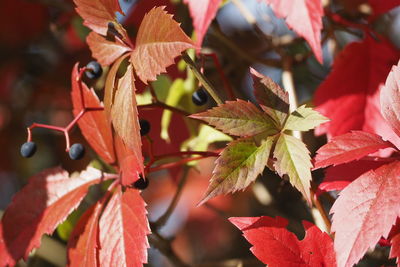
[190,99,278,137]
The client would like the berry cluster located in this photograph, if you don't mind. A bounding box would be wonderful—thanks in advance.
[20,61,102,160]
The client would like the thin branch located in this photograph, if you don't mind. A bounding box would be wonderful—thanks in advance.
[148,155,213,173]
[153,166,191,229]
[138,102,190,117]
[182,52,224,105]
[149,231,189,267]
[154,150,220,161]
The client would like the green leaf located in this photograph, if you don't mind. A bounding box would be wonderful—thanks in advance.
[190,99,278,137]
[284,105,329,132]
[199,136,275,205]
[273,134,312,203]
[251,68,289,128]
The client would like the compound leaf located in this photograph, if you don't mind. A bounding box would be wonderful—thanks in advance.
[284,105,329,132]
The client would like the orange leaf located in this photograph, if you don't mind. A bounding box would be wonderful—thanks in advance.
[131,6,195,83]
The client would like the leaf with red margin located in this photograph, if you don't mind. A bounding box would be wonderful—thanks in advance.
[131,6,195,83]
[87,32,132,66]
[315,36,400,149]
[381,60,400,138]
[317,158,389,194]
[314,131,394,169]
[261,0,323,63]
[183,0,222,47]
[99,186,150,266]
[330,161,400,267]
[71,63,115,164]
[73,0,124,36]
[0,167,103,266]
[114,133,142,185]
[67,195,106,267]
[111,65,143,183]
[229,216,336,267]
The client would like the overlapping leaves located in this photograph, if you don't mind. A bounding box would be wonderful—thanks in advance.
[314,60,400,267]
[192,68,328,204]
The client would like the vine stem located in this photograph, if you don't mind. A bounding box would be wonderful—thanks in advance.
[182,52,223,105]
[281,56,332,233]
[148,231,188,267]
[138,102,190,117]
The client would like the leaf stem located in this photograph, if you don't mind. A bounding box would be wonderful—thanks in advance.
[182,52,223,105]
[148,231,188,267]
[138,102,190,117]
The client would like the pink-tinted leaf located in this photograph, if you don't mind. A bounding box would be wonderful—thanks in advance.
[315,36,400,149]
[199,137,274,205]
[87,32,132,66]
[110,65,143,184]
[183,0,222,47]
[330,161,400,267]
[73,0,123,36]
[381,60,400,139]
[251,68,289,128]
[0,167,102,266]
[131,6,195,83]
[190,99,278,137]
[390,226,400,264]
[318,158,389,193]
[314,131,393,169]
[262,0,323,63]
[71,63,115,164]
[229,216,335,267]
[99,186,150,267]
[67,197,105,267]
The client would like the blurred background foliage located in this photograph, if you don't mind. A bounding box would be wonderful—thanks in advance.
[1,0,400,266]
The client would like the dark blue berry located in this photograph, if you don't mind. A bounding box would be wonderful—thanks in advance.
[139,119,150,136]
[192,88,208,106]
[85,61,103,79]
[69,143,85,160]
[20,142,37,158]
[134,176,149,190]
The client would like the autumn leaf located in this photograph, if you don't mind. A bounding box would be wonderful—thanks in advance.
[330,161,400,267]
[317,159,389,194]
[284,105,329,132]
[130,6,195,83]
[274,133,312,203]
[0,167,102,266]
[314,131,394,169]
[390,230,400,265]
[190,99,278,137]
[87,32,132,66]
[73,0,124,36]
[71,63,115,164]
[199,137,274,205]
[99,186,150,267]
[183,0,222,46]
[229,216,336,267]
[261,0,323,63]
[111,65,143,183]
[251,68,289,128]
[368,0,400,17]
[67,196,107,267]
[380,59,400,139]
[314,36,400,149]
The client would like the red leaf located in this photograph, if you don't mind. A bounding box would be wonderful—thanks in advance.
[131,6,195,83]
[330,161,400,267]
[87,32,132,66]
[389,221,400,264]
[314,131,393,169]
[369,0,400,17]
[183,0,222,47]
[381,60,400,139]
[315,36,400,149]
[229,216,335,266]
[0,167,102,266]
[318,159,389,193]
[71,63,115,164]
[262,0,323,63]
[73,0,123,36]
[67,198,105,267]
[99,186,150,266]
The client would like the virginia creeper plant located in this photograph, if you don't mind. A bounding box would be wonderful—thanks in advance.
[2,0,400,266]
